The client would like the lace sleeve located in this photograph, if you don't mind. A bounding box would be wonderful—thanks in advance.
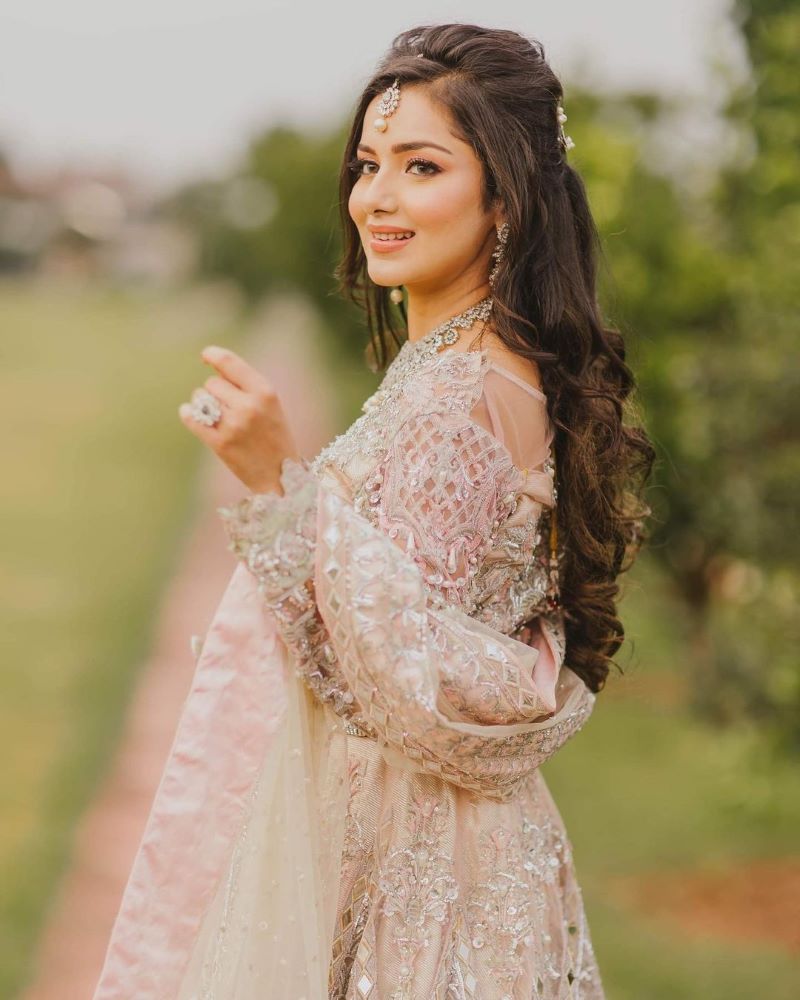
[217,458,358,719]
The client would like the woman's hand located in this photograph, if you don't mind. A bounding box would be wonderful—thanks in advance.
[178,345,300,495]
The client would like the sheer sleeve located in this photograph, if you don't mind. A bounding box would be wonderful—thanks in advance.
[470,362,553,483]
[217,359,593,801]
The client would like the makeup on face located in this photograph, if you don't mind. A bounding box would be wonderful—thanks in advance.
[350,86,489,286]
[367,225,417,252]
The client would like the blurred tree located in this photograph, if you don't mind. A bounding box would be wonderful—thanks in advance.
[591,0,799,747]
[705,0,800,746]
[161,122,368,366]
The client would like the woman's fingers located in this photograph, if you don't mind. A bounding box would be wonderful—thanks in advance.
[180,378,245,447]
[200,345,272,395]
[180,345,297,494]
[178,374,233,440]
[199,374,242,410]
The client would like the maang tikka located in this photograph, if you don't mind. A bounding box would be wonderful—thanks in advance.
[375,77,408,305]
[373,77,401,133]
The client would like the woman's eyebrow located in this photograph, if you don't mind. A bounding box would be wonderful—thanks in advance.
[357,141,453,156]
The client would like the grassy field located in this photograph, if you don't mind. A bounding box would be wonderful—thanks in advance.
[2,279,798,998]
[0,277,245,997]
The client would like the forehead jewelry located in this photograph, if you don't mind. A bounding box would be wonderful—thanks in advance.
[373,77,401,132]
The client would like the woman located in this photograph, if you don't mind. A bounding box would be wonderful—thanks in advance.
[94,23,654,1000]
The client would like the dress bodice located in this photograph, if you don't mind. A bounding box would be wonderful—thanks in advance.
[309,336,561,642]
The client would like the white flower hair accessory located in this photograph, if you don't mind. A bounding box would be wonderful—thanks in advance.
[557,103,575,152]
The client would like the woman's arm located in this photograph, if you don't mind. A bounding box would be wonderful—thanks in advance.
[218,457,359,719]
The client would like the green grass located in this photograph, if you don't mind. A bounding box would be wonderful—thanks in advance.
[0,277,245,998]
[584,897,799,1000]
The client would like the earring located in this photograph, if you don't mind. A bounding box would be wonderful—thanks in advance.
[389,287,404,304]
[489,222,510,289]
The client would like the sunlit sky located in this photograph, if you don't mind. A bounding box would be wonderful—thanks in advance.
[1,0,744,196]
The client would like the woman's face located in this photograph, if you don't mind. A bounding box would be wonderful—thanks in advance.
[348,84,501,296]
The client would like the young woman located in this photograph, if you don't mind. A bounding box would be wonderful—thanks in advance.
[94,23,653,1000]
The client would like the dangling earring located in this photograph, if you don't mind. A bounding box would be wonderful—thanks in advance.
[389,287,404,304]
[488,222,509,290]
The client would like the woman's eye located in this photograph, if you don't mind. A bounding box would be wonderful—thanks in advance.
[407,157,440,176]
[351,159,377,176]
[347,157,440,177]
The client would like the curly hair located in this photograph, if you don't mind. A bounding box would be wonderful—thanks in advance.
[333,22,656,694]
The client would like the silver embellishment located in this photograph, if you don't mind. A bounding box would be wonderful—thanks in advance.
[489,224,509,289]
[345,720,372,738]
[188,388,222,427]
[310,297,493,478]
[374,77,401,132]
[377,792,458,997]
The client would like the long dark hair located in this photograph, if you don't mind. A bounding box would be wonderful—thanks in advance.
[333,23,655,694]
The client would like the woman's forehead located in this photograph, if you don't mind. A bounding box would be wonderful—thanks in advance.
[360,85,462,150]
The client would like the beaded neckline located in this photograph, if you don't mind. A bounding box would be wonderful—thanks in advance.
[403,295,494,360]
[401,295,548,404]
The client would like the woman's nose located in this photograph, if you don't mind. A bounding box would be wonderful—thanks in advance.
[362,169,399,214]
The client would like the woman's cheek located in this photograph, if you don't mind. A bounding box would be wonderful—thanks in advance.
[348,187,364,227]
[406,187,457,228]
[409,175,477,231]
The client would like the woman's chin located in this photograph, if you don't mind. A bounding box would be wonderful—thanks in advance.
[367,266,412,286]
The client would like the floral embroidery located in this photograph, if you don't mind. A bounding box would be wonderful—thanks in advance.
[464,826,535,999]
[521,815,569,885]
[376,791,459,998]
[217,340,565,747]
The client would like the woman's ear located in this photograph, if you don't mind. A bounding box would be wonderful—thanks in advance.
[491,193,507,228]
[492,206,508,232]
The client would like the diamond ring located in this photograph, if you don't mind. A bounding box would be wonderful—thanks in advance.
[188,388,222,427]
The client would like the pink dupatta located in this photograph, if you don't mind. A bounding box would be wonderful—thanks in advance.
[93,560,350,999]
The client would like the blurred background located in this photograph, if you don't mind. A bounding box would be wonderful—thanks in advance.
[1,1,798,997]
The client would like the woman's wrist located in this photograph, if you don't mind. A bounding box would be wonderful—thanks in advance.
[248,452,305,496]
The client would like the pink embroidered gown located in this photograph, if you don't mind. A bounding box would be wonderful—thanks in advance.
[93,328,605,999]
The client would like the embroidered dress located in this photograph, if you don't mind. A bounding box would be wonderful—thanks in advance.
[93,327,605,999]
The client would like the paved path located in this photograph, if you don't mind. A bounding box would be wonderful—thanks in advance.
[20,294,339,1000]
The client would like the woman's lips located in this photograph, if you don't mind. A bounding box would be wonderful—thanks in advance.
[369,233,416,253]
